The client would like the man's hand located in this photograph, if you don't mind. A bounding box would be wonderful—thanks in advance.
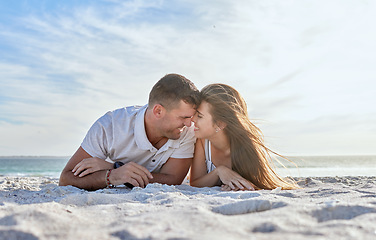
[110,162,153,188]
[72,157,113,177]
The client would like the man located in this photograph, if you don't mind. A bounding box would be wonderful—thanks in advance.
[59,74,200,191]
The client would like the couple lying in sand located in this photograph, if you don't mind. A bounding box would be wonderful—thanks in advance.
[59,74,297,191]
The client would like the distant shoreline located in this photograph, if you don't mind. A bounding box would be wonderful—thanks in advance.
[0,156,70,159]
[1,155,375,158]
[1,155,375,178]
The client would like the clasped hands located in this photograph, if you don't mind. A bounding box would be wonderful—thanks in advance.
[72,157,153,188]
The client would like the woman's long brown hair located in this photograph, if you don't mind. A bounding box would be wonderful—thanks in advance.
[201,84,298,190]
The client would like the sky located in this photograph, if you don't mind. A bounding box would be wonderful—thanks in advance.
[0,0,375,156]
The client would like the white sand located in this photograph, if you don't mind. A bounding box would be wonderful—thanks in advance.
[1,176,376,240]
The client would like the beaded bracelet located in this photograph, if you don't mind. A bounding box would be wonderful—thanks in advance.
[105,169,114,188]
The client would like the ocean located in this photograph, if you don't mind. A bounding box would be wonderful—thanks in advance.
[0,156,69,178]
[275,155,376,177]
[0,155,375,178]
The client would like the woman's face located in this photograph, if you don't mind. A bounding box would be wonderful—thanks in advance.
[192,101,218,139]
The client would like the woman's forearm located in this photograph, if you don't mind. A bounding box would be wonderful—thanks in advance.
[190,168,222,187]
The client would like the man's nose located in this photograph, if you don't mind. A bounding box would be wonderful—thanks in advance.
[191,114,197,123]
[184,118,192,127]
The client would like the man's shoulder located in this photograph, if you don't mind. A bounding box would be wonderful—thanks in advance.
[104,105,147,119]
[95,105,146,127]
[114,105,146,115]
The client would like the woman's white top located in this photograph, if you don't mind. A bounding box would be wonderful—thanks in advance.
[204,139,216,173]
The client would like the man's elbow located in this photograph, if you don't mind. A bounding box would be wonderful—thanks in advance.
[151,174,185,186]
[170,175,187,185]
[189,180,199,187]
[59,170,71,186]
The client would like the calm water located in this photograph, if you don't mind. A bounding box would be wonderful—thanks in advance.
[275,155,376,177]
[0,155,375,178]
[0,156,69,177]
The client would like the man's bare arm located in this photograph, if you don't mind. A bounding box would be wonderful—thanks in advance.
[59,147,153,190]
[150,157,192,185]
[59,147,109,191]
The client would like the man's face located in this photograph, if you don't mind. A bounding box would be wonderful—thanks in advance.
[160,100,196,140]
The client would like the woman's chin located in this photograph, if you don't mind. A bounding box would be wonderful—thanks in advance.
[194,132,207,139]
[194,132,201,138]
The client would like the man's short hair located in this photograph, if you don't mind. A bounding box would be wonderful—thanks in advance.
[148,73,200,110]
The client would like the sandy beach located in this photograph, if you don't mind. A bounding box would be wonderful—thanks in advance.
[1,176,375,240]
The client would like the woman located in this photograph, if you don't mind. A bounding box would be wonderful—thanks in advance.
[190,83,297,191]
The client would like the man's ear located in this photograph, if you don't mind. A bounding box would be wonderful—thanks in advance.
[152,104,165,119]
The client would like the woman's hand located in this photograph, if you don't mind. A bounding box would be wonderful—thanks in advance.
[216,166,255,191]
[221,184,237,191]
[72,157,113,177]
[221,184,251,191]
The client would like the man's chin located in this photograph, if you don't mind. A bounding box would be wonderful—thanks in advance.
[166,130,182,140]
[168,134,180,140]
[169,136,180,140]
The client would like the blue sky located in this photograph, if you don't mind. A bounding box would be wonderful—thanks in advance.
[0,0,375,156]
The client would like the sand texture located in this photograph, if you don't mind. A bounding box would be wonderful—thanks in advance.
[1,176,376,240]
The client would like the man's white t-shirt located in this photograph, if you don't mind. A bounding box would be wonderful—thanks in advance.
[81,105,196,173]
